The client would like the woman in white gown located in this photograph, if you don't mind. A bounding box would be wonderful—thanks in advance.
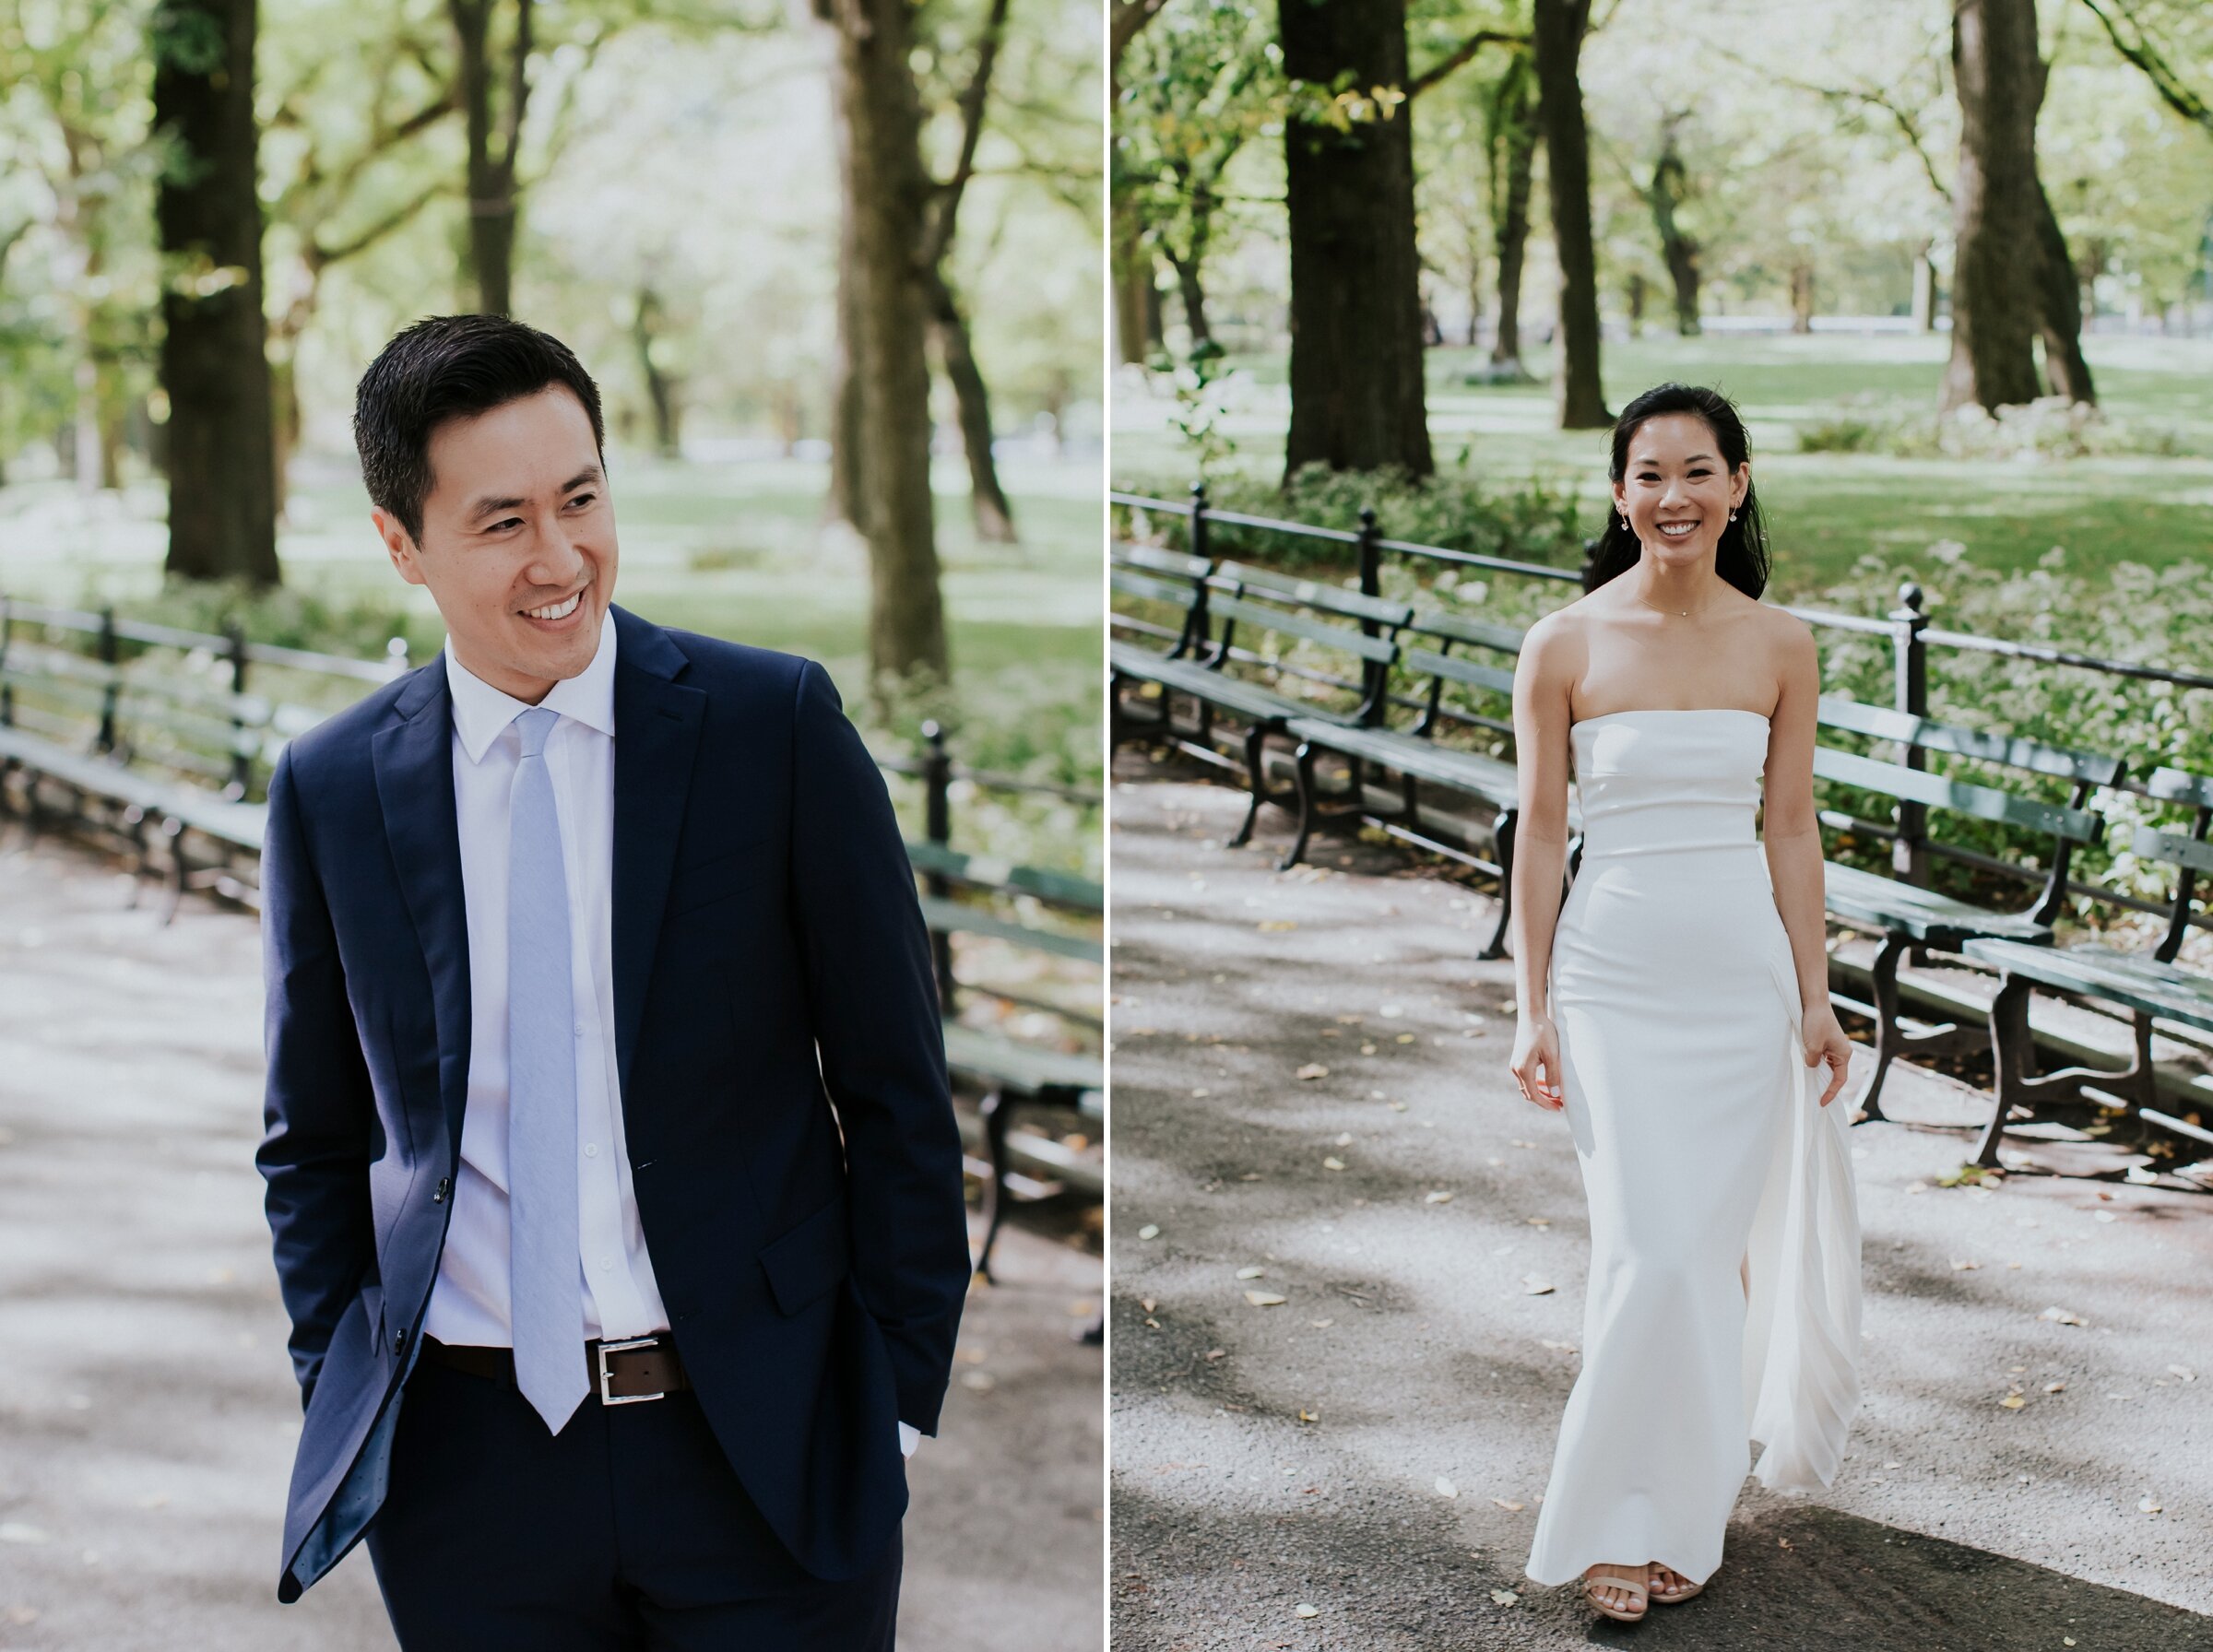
[1507,384,1863,1622]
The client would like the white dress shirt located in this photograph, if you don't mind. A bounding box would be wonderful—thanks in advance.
[421,612,918,1457]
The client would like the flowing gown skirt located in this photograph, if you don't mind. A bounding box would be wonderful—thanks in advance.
[1523,711,1862,1588]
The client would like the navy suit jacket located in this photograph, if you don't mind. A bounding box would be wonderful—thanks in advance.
[256,604,971,1601]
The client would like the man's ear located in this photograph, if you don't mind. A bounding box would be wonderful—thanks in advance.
[372,507,428,588]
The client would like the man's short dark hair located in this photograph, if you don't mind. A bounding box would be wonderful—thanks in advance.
[353,314,606,543]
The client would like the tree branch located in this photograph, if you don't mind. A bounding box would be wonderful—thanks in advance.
[1406,29,1524,100]
[1109,0,1169,79]
[2077,0,2213,133]
[1699,33,1953,203]
[923,0,1012,272]
[311,179,452,268]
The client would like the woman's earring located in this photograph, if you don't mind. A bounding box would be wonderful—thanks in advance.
[1728,510,1738,523]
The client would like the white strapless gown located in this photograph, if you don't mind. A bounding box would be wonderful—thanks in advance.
[1523,709,1863,1588]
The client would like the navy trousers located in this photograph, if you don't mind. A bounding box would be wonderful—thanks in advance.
[363,1355,902,1650]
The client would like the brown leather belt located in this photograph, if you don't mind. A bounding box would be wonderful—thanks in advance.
[421,1333,691,1405]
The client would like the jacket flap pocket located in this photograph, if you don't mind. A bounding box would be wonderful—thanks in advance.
[757,1195,850,1316]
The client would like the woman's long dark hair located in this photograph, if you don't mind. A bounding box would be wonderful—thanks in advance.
[1584,383,1769,598]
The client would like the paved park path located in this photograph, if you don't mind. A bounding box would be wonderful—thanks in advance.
[1108,758,2213,1652]
[0,831,1103,1651]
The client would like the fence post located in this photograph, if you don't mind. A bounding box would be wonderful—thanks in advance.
[224,621,251,798]
[0,595,13,729]
[1189,480,1211,564]
[920,718,956,1018]
[1890,581,1929,887]
[1356,505,1384,707]
[385,636,411,680]
[96,606,119,756]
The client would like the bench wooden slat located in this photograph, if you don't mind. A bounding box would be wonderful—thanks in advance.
[905,839,1103,912]
[1111,646,1365,729]
[941,1022,1102,1098]
[1214,560,1414,628]
[1813,746,2101,843]
[1109,567,1197,608]
[1286,714,1521,804]
[0,726,265,849]
[2145,765,2213,811]
[1112,541,1211,582]
[1407,609,1526,655]
[917,894,1103,963]
[1962,937,2213,1032]
[1816,696,2124,786]
[2131,824,2213,878]
[1401,646,1516,697]
[1210,593,1400,664]
[1820,860,2053,945]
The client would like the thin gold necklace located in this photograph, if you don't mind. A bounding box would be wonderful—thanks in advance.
[1630,587,1713,620]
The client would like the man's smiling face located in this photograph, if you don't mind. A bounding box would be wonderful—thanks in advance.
[373,384,618,704]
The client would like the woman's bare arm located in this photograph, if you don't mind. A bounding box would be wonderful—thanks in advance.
[1507,614,1580,1108]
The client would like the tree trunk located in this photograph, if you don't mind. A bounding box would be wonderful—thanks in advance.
[1111,197,1160,364]
[1167,253,1212,348]
[1530,0,1608,429]
[1942,0,2052,414]
[1790,263,1816,333]
[1485,53,1537,373]
[631,287,683,458]
[925,264,1017,544]
[827,90,867,534]
[1644,125,1702,336]
[817,0,948,690]
[450,0,529,316]
[152,0,280,585]
[1277,0,1432,480]
[2032,184,2095,404]
[1911,241,1937,331]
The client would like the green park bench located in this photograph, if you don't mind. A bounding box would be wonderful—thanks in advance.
[0,599,364,914]
[1278,608,1576,960]
[1108,558,1410,852]
[1811,695,2124,1119]
[1960,762,2213,1166]
[906,836,1103,1280]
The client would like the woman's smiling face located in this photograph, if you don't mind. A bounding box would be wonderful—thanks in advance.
[1613,411,1750,567]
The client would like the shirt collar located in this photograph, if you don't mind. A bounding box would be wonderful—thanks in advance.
[444,607,618,764]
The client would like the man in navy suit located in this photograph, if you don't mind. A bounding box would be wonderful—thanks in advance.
[256,314,972,1647]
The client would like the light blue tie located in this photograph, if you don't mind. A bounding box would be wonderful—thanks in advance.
[507,705,587,1433]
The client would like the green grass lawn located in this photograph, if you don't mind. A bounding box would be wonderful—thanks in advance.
[1114,331,2213,596]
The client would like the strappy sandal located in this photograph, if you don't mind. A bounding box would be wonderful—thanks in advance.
[1648,1564,1704,1605]
[1580,1568,1649,1622]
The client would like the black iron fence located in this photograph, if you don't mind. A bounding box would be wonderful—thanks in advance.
[1113,483,2213,930]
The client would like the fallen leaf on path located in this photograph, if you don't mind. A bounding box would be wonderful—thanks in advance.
[1950,1259,1981,1270]
[1525,1217,1551,1228]
[1308,1318,1332,1328]
[1236,1266,1266,1280]
[2040,1307,2087,1326]
[1999,1395,2026,1410]
[1322,1157,1346,1171]
[1491,1498,1524,1511]
[1489,1589,1519,1607]
[1258,920,1297,932]
[1244,1291,1287,1307]
[1540,1339,1577,1353]
[1294,1603,1320,1618]
[2171,1365,2197,1383]
[1335,1133,1354,1147]
[2044,1381,2066,1393]
[1138,1224,1160,1240]
[1142,1299,1156,1313]
[1522,1277,1555,1295]
[2139,1496,2163,1514]
[1204,1349,1225,1361]
[1425,1191,1454,1204]
[1435,1477,1459,1498]
[1296,1064,1329,1081]
[1396,1033,1414,1044]
[1297,1409,1319,1423]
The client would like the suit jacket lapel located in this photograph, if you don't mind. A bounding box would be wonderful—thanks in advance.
[371,663,473,1154]
[609,606,707,1103]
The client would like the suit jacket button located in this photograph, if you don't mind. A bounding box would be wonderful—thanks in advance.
[433,1177,451,1202]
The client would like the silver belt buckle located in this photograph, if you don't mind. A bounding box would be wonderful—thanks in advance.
[596,1336,666,1405]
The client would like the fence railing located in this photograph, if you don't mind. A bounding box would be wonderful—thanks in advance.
[1113,482,2213,927]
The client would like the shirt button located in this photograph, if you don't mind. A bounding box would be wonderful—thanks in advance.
[574,1024,586,1039]
[585,1143,598,1158]
[599,1257,614,1272]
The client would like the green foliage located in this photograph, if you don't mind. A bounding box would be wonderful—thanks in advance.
[1139,461,1589,572]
